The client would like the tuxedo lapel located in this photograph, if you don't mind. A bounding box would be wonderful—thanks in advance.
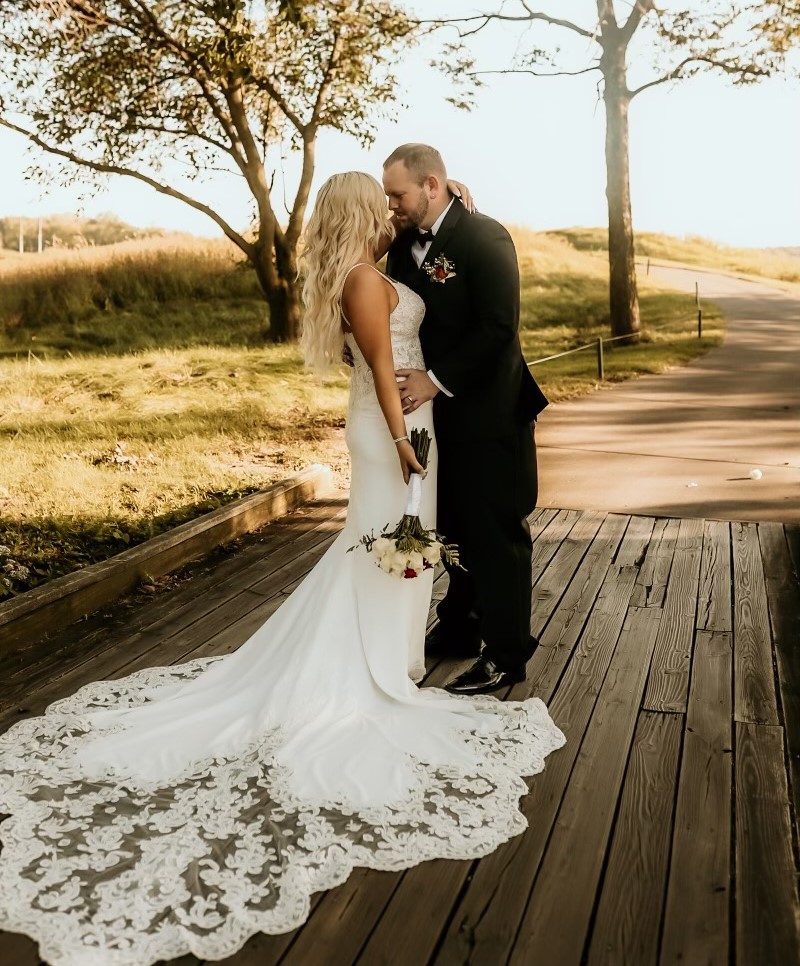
[422,199,464,272]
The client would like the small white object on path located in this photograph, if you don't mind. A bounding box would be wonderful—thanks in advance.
[749,468,763,480]
[537,266,800,522]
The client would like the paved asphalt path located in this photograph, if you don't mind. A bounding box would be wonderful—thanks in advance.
[535,265,800,523]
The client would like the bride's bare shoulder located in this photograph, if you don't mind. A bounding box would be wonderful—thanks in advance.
[342,265,397,320]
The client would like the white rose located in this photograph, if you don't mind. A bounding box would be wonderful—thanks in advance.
[407,551,424,574]
[373,536,392,555]
[423,542,442,565]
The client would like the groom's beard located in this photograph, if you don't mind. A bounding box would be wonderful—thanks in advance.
[395,194,429,229]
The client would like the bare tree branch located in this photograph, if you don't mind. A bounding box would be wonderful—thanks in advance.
[619,0,655,44]
[421,8,596,41]
[0,117,254,258]
[629,55,771,98]
[467,65,602,79]
[249,75,307,134]
[127,122,232,155]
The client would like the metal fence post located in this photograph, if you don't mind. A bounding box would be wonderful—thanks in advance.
[596,336,604,380]
[696,281,702,338]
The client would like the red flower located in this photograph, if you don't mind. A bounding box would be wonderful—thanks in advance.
[434,266,446,280]
[403,567,418,579]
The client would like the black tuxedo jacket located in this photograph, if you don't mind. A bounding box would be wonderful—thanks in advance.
[387,199,548,441]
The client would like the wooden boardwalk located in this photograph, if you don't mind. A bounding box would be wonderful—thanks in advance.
[1,500,799,965]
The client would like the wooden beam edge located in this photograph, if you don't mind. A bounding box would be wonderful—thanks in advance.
[0,465,334,652]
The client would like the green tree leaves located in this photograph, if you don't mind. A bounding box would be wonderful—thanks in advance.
[0,1,416,340]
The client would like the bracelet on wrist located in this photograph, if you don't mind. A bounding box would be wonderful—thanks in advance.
[393,435,409,444]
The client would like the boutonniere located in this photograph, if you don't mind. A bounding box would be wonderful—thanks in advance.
[424,254,456,284]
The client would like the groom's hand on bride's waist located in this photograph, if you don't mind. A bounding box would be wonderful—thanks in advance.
[396,368,439,414]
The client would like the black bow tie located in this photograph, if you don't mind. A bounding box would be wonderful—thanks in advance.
[414,227,434,244]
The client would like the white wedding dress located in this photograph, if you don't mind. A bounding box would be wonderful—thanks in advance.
[0,274,566,966]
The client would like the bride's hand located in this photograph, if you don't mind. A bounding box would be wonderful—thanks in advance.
[396,439,426,485]
[447,179,476,213]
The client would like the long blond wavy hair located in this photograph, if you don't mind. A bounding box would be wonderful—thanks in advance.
[300,172,394,370]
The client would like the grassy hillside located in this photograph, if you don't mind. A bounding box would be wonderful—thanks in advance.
[0,230,722,599]
[0,236,266,355]
[548,227,800,284]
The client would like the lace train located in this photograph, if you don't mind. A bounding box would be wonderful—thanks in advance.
[0,657,565,966]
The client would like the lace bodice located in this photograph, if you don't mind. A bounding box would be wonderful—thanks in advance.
[344,276,426,410]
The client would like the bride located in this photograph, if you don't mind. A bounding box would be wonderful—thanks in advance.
[0,172,565,966]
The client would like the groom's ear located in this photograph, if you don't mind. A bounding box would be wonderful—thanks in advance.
[425,174,443,198]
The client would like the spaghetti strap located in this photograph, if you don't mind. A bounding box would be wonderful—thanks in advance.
[340,263,398,328]
[342,262,394,285]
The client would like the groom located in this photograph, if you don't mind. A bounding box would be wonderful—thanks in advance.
[383,143,548,695]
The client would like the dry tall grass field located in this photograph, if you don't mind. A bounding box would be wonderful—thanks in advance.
[0,230,723,599]
[550,227,800,283]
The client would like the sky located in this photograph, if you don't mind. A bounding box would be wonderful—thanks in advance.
[1,1,798,248]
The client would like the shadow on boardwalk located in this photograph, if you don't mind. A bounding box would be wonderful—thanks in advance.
[1,498,799,965]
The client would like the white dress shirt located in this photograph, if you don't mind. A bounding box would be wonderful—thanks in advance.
[411,198,455,398]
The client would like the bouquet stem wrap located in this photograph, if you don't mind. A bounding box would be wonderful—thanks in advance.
[405,473,422,516]
[349,428,460,579]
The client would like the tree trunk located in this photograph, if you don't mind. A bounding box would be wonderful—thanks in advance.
[603,54,640,340]
[265,278,302,343]
[251,238,302,343]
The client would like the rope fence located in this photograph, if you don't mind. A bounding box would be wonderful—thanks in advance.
[526,279,704,380]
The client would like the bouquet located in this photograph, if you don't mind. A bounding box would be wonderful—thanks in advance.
[349,428,460,579]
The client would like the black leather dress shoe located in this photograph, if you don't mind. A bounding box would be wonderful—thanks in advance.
[426,623,482,660]
[444,657,527,695]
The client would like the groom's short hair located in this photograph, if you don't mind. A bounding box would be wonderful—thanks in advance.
[383,143,447,185]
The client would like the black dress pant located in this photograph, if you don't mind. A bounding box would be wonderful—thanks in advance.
[435,421,538,671]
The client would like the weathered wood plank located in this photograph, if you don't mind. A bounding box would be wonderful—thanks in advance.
[0,504,348,708]
[0,496,345,676]
[0,532,341,731]
[732,522,779,725]
[696,520,732,632]
[758,522,800,822]
[509,605,662,966]
[529,508,584,586]
[530,511,607,631]
[528,513,630,701]
[528,506,557,538]
[735,723,800,965]
[278,871,400,966]
[785,524,800,578]
[355,857,474,966]
[630,517,680,608]
[613,514,655,568]
[642,517,704,713]
[437,565,637,966]
[588,711,682,966]
[0,466,331,653]
[660,630,732,966]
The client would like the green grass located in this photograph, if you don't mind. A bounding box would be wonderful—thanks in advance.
[0,235,266,355]
[548,227,800,284]
[0,229,723,600]
[513,228,722,398]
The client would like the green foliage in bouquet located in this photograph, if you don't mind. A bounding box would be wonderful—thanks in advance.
[348,428,461,572]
